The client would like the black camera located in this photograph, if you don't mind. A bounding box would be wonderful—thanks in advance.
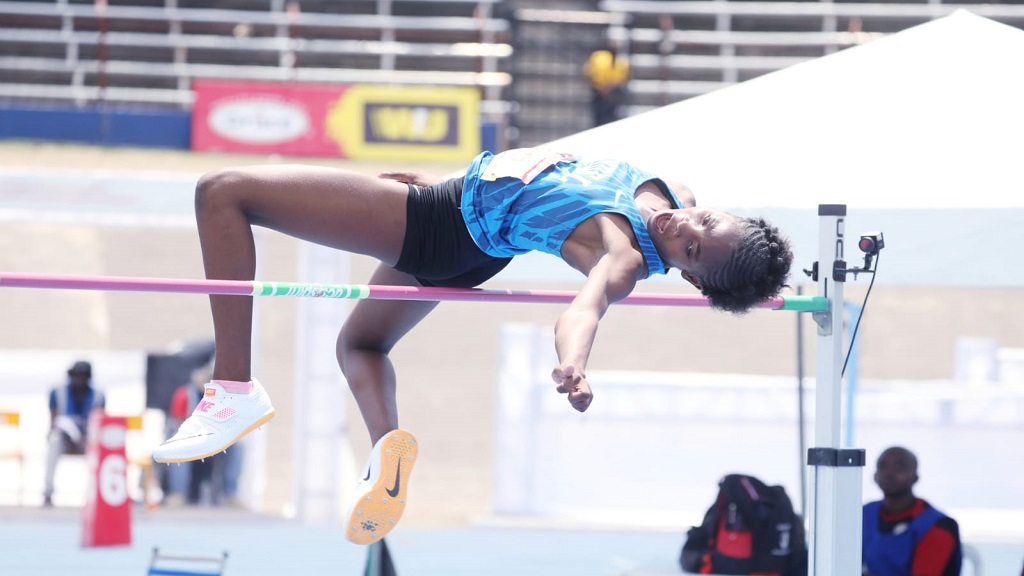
[858,232,884,255]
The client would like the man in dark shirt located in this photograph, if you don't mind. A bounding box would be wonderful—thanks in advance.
[862,446,961,576]
[44,360,105,506]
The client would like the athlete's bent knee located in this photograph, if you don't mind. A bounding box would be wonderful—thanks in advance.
[337,346,388,396]
[337,330,391,376]
[194,168,250,215]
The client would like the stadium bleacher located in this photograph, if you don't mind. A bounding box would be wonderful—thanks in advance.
[1,0,1024,147]
[0,0,512,107]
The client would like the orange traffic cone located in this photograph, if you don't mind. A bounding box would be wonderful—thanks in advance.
[81,411,132,547]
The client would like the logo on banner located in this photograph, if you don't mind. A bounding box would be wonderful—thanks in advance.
[325,84,478,161]
[207,98,311,145]
[364,104,459,145]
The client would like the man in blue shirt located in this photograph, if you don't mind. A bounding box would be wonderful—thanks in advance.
[862,446,961,576]
[44,360,105,506]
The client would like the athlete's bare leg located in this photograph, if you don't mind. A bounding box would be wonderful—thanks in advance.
[338,264,438,445]
[194,165,410,382]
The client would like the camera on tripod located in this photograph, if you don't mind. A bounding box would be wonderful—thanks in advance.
[858,232,884,256]
[857,231,885,271]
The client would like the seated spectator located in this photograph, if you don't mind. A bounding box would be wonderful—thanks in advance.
[44,360,105,506]
[863,446,962,576]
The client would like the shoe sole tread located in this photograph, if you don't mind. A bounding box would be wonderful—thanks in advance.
[345,430,418,545]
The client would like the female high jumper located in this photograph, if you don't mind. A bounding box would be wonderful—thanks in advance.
[153,148,793,544]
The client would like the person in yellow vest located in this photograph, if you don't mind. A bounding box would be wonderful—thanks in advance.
[583,40,631,127]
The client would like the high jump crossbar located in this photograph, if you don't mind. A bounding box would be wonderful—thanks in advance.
[0,272,828,311]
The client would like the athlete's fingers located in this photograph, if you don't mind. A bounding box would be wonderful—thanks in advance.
[566,381,592,412]
[378,172,414,183]
[568,389,592,412]
[555,376,575,394]
[552,364,577,392]
[551,364,573,380]
[378,171,443,186]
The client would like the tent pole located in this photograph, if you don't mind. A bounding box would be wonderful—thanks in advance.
[807,204,865,576]
[796,284,807,516]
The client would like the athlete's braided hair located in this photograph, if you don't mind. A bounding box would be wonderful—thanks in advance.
[695,217,793,314]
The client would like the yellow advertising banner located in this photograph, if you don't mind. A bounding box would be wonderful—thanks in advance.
[193,80,481,162]
[325,85,480,162]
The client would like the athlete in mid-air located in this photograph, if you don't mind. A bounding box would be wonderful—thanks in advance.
[153,147,793,544]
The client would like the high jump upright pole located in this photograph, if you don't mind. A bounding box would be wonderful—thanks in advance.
[808,204,865,576]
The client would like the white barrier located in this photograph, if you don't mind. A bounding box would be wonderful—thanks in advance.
[493,322,1024,543]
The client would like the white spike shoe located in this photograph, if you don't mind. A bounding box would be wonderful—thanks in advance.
[153,378,275,463]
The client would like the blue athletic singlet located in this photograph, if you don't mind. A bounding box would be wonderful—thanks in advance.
[461,151,684,277]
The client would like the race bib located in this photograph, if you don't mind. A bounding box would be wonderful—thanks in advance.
[481,148,577,184]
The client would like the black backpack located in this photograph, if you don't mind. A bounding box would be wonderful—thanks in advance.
[680,474,807,576]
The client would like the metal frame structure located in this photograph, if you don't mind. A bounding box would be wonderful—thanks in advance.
[808,204,864,576]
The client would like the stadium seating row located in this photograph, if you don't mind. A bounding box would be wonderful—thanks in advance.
[3,0,1024,145]
[0,0,512,107]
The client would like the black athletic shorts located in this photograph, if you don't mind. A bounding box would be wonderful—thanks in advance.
[394,177,512,288]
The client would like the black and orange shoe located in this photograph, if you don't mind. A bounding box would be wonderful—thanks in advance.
[344,429,418,545]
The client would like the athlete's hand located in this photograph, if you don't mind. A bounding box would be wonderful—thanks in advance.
[378,171,443,186]
[552,364,593,412]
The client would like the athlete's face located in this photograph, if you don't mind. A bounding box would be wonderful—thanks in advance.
[649,207,744,288]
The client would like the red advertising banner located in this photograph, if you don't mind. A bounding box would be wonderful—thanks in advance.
[192,80,480,162]
[81,412,131,547]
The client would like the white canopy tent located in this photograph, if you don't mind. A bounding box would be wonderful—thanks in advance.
[537,10,1024,288]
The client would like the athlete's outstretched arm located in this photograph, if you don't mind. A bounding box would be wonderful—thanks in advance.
[551,257,637,412]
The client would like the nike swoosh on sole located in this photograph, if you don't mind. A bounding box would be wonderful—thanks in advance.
[385,459,402,497]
